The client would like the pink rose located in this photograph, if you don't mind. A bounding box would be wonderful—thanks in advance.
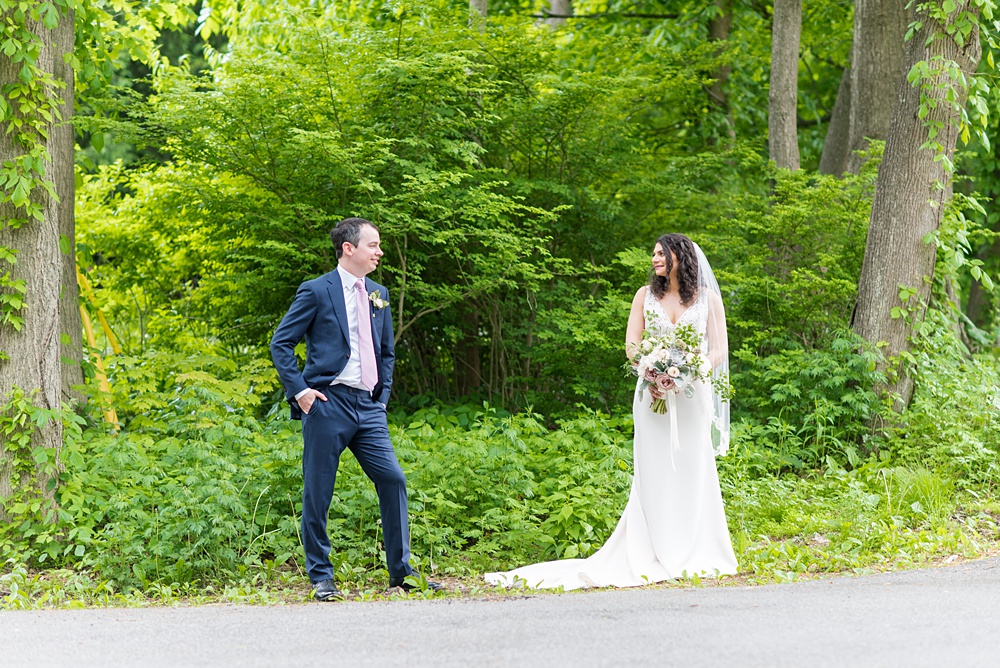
[644,368,658,383]
[655,374,676,392]
[667,366,681,378]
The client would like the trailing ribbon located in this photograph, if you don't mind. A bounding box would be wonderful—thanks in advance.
[668,392,679,470]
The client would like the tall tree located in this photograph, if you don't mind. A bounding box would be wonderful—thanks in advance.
[545,0,572,26]
[56,11,81,401]
[0,6,74,512]
[844,0,909,174]
[707,0,735,139]
[769,0,802,170]
[966,235,1000,329]
[852,1,982,408]
[818,66,852,175]
[471,0,487,18]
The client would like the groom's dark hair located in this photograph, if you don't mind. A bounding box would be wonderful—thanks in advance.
[331,217,378,259]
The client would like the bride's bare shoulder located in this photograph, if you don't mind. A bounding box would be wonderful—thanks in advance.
[632,285,648,305]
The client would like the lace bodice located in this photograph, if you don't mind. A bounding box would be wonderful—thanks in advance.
[643,287,708,338]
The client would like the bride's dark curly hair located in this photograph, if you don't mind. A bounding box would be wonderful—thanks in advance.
[649,233,699,305]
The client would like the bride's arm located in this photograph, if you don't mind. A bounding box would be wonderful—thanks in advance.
[625,286,646,362]
[706,290,728,369]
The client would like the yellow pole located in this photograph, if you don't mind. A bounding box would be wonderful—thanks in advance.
[77,267,119,429]
[80,304,119,428]
[77,267,121,354]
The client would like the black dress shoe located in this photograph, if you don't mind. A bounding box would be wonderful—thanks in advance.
[389,575,444,592]
[312,579,344,601]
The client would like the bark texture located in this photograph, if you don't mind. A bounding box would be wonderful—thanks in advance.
[852,3,982,408]
[545,0,572,27]
[470,0,487,18]
[0,11,72,514]
[55,11,81,401]
[845,0,909,174]
[966,234,1000,328]
[768,0,802,170]
[707,0,736,139]
[819,67,853,175]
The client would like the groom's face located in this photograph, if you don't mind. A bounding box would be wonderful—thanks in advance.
[341,224,384,276]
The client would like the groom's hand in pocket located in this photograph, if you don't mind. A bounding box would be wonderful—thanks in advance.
[297,389,328,414]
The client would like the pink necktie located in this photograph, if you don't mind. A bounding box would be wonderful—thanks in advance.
[355,278,378,391]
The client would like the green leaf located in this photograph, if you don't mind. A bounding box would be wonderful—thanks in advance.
[11,178,30,207]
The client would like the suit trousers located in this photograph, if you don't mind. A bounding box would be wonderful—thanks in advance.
[300,384,412,583]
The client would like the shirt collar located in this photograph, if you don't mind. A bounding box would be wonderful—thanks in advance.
[337,264,365,291]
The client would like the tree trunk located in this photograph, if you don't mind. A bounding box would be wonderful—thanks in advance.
[0,11,73,515]
[819,66,852,175]
[470,0,487,19]
[456,311,482,395]
[845,0,909,174]
[941,275,973,351]
[707,0,736,140]
[852,2,982,409]
[545,0,572,27]
[768,0,801,170]
[56,11,82,402]
[966,234,999,327]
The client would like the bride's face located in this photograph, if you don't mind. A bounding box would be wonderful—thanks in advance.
[651,244,675,278]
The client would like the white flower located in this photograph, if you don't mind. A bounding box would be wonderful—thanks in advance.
[368,291,387,310]
[696,354,712,375]
[667,366,680,378]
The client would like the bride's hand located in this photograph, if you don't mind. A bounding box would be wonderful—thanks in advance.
[648,385,664,401]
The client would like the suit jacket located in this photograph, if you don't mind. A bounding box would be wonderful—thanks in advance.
[270,269,395,420]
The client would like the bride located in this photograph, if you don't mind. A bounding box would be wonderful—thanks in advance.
[486,233,738,590]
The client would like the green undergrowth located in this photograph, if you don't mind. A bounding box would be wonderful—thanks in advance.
[2,332,999,609]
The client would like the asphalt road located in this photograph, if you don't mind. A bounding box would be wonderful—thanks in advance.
[3,558,998,667]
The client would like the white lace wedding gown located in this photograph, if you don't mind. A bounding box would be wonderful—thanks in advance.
[485,289,738,590]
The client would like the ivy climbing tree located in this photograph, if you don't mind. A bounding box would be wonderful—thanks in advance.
[0,0,198,516]
[853,0,996,408]
[0,1,74,511]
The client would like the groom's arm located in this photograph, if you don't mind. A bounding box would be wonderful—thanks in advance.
[270,283,317,400]
[377,288,395,406]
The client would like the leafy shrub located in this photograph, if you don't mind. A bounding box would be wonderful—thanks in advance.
[884,306,1000,490]
[729,332,887,472]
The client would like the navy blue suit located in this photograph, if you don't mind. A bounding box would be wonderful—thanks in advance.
[270,269,412,584]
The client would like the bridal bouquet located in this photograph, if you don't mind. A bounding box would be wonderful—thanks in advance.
[628,324,712,414]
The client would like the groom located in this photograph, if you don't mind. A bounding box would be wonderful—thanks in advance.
[270,217,439,601]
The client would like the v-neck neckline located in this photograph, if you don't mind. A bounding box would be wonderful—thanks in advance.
[651,292,697,327]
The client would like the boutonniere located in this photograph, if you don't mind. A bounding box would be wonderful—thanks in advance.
[369,291,387,310]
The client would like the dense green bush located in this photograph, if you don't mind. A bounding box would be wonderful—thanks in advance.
[76,12,742,410]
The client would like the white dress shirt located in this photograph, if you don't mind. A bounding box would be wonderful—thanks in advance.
[295,265,369,400]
